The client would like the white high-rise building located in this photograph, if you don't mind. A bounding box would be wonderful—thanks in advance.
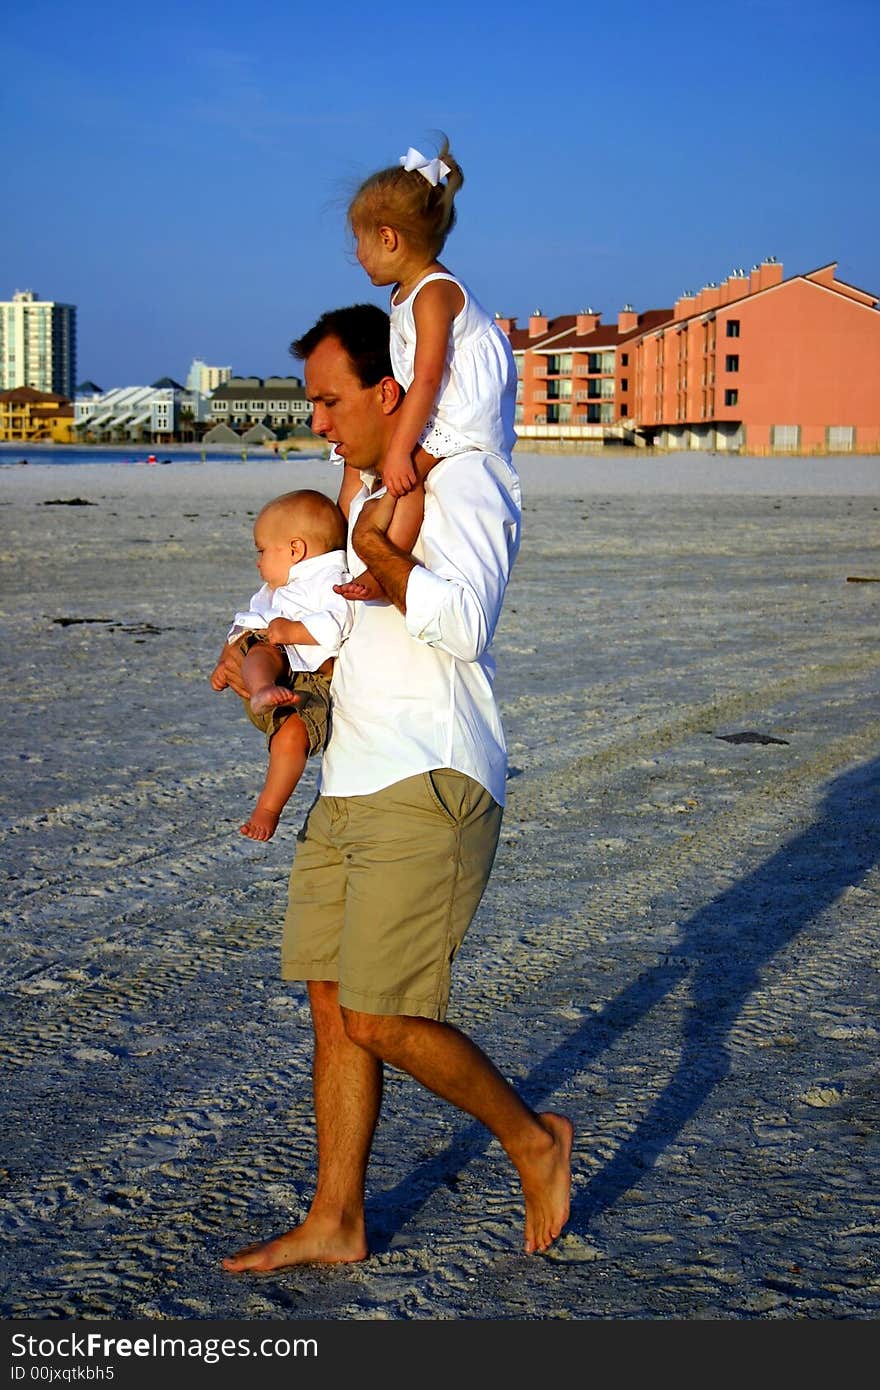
[186,358,232,394]
[186,358,232,421]
[0,290,77,397]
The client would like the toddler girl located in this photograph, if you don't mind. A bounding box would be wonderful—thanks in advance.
[337,136,518,600]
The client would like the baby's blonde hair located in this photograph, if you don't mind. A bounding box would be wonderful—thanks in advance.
[259,490,346,555]
[348,135,464,259]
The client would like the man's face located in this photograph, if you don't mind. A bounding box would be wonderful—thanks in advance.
[305,336,392,475]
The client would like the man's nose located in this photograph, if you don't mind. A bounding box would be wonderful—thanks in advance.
[310,403,328,436]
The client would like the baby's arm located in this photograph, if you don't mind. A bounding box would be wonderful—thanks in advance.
[264,617,319,646]
[383,278,463,497]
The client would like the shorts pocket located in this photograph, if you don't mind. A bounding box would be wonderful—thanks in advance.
[423,769,475,825]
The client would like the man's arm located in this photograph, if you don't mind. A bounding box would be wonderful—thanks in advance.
[351,454,521,662]
[350,488,417,611]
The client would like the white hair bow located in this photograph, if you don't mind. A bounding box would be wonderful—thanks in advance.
[399,146,451,186]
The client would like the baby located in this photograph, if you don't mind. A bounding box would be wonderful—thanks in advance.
[210,489,351,840]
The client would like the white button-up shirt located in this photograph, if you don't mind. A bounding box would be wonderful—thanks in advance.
[321,451,522,806]
[227,549,352,673]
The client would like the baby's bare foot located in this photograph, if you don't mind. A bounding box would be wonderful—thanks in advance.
[240,806,280,840]
[249,685,300,716]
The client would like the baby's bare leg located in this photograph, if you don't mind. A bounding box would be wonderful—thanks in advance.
[241,714,310,841]
[242,642,301,716]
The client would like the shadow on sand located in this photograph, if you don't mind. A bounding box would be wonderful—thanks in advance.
[367,754,880,1246]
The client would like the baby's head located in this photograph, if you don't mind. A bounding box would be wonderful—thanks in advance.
[347,134,464,265]
[253,489,346,590]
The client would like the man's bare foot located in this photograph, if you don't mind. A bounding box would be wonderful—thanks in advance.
[519,1111,573,1255]
[240,805,281,840]
[222,1215,368,1272]
[249,684,301,716]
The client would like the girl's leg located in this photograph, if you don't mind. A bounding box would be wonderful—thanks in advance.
[241,714,310,841]
[341,486,426,603]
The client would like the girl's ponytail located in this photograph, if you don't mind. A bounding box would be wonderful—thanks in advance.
[348,134,465,258]
[436,135,464,243]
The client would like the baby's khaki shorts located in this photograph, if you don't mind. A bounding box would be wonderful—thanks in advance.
[237,633,330,757]
[282,770,503,1020]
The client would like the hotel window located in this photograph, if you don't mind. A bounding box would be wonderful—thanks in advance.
[724,389,738,406]
[771,424,800,450]
[620,378,628,392]
[726,320,740,338]
[621,353,629,366]
[725,355,739,372]
[827,425,855,452]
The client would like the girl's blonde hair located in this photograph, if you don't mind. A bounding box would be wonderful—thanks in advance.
[348,135,464,259]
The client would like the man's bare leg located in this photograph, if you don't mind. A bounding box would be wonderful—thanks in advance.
[222,981,382,1272]
[343,1010,572,1254]
[240,716,309,841]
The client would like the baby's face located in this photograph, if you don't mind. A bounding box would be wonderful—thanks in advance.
[253,513,296,589]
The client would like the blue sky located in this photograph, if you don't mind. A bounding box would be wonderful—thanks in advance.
[4,0,878,387]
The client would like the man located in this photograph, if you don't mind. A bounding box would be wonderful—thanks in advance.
[218,305,572,1269]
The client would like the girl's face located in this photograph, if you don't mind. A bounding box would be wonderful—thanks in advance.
[353,223,398,287]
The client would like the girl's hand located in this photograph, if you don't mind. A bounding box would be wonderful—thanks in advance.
[382,447,418,498]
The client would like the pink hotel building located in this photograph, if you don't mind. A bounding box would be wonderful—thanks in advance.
[496,258,880,452]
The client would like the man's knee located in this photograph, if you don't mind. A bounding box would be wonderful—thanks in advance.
[340,1006,401,1055]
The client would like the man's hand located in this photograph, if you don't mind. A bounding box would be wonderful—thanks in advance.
[352,488,397,545]
[210,640,248,698]
[350,490,417,615]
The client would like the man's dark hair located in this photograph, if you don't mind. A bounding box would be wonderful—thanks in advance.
[290,304,392,387]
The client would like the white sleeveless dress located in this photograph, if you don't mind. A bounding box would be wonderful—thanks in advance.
[389,271,518,462]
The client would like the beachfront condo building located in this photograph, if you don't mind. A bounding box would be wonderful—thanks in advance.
[74,380,189,442]
[501,258,880,453]
[208,376,312,432]
[0,291,77,398]
[0,386,74,442]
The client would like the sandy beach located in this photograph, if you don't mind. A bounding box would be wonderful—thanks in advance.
[1,450,878,1321]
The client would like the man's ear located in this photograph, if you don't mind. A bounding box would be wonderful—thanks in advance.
[378,224,398,252]
[376,375,403,415]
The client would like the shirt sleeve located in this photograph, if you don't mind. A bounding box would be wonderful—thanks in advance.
[297,595,353,654]
[226,584,277,641]
[404,454,521,663]
[273,574,353,654]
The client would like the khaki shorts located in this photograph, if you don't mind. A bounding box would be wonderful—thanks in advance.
[282,770,503,1020]
[237,634,331,757]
